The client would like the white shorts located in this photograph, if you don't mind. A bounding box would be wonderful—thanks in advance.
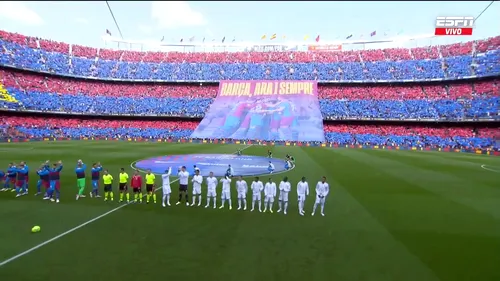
[207,189,216,198]
[252,193,261,201]
[193,186,202,195]
[162,185,171,194]
[279,192,289,202]
[237,192,246,199]
[265,195,274,203]
[298,194,306,202]
[221,191,231,200]
[315,196,326,205]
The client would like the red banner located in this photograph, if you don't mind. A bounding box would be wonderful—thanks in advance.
[308,44,342,52]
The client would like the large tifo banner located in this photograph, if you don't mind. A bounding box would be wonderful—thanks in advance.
[191,80,325,142]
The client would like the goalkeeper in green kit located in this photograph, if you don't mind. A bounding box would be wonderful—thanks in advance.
[75,159,87,200]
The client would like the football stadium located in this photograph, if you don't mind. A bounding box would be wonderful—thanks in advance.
[0,1,500,281]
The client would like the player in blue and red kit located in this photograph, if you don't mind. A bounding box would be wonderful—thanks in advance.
[245,102,271,140]
[14,163,29,197]
[2,163,17,192]
[219,101,252,137]
[20,161,29,192]
[36,162,50,197]
[46,161,63,203]
[274,98,297,140]
[0,170,5,189]
[90,162,102,198]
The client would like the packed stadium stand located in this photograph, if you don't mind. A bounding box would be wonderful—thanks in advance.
[0,30,499,150]
[1,115,497,149]
[0,116,197,139]
[1,69,498,120]
[1,31,500,81]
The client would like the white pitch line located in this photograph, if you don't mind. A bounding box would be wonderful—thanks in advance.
[0,178,174,268]
[481,164,500,173]
[0,144,253,267]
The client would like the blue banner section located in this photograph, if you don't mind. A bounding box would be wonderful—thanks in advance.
[132,154,288,176]
[191,80,325,142]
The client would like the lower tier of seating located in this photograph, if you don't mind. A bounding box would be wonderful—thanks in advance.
[1,116,498,149]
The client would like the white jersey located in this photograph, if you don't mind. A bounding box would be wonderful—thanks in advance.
[297,181,309,196]
[268,163,275,170]
[220,178,232,193]
[161,168,172,194]
[279,181,291,193]
[227,167,234,176]
[278,181,291,202]
[178,171,190,185]
[192,174,203,195]
[236,180,248,194]
[192,175,203,189]
[206,176,217,197]
[161,168,172,186]
[206,176,218,192]
[315,181,330,198]
[251,181,263,201]
[251,181,264,194]
[264,182,277,197]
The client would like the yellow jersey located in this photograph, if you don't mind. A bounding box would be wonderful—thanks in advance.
[119,172,129,184]
[145,174,155,185]
[103,174,113,185]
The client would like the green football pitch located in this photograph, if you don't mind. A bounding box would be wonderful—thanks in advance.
[0,141,499,281]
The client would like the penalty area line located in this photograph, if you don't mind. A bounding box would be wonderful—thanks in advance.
[0,145,253,268]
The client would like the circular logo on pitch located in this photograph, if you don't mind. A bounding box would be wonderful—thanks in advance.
[132,154,288,176]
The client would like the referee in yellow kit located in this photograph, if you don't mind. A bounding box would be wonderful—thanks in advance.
[145,169,156,204]
[102,170,114,202]
[119,168,130,203]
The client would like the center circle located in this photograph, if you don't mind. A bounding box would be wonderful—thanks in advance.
[132,154,289,176]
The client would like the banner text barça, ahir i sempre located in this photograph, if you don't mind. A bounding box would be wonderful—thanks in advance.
[191,80,325,142]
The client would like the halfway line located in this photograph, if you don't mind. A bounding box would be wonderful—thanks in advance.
[0,144,253,267]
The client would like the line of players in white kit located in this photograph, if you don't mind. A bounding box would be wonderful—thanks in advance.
[162,166,330,216]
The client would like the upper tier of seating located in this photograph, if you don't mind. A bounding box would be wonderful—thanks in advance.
[2,115,498,149]
[1,69,498,120]
[1,30,500,82]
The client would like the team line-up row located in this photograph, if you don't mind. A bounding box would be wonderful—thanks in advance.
[0,160,329,216]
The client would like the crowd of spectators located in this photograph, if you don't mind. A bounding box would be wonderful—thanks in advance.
[323,124,498,149]
[0,69,219,98]
[1,69,498,119]
[1,30,500,82]
[1,116,198,139]
[1,115,497,149]
[0,30,498,149]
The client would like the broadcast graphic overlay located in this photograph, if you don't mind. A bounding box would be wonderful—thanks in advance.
[191,80,325,142]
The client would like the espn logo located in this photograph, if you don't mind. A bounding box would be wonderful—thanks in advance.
[435,17,474,36]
